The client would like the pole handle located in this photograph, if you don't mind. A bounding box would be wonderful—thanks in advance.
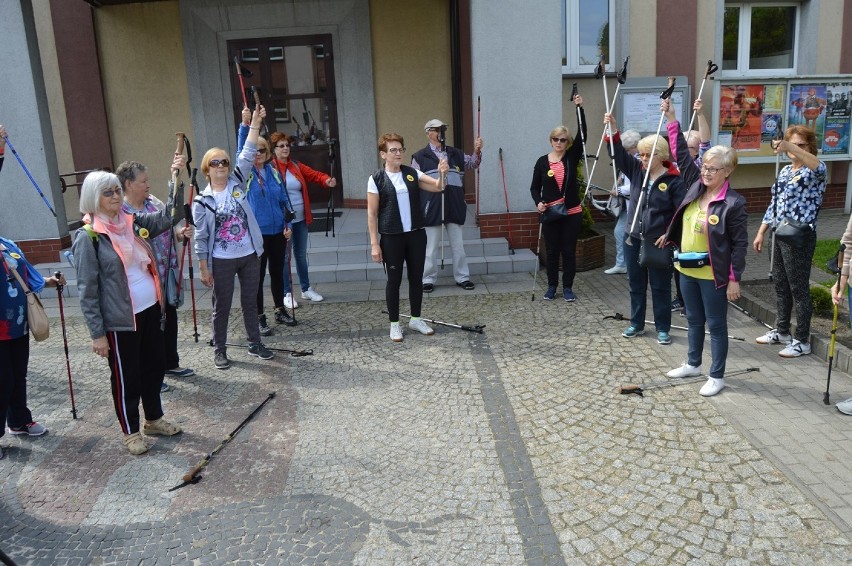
[616,56,629,84]
[704,60,719,79]
[182,459,208,482]
[660,76,677,100]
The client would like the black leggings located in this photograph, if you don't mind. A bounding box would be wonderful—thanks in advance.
[257,233,287,313]
[542,214,581,289]
[381,229,427,322]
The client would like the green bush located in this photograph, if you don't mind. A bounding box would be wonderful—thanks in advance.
[811,285,834,316]
[577,160,596,239]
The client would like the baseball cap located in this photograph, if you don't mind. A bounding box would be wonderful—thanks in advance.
[424,119,446,131]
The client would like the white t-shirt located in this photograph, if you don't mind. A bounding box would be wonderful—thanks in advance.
[367,169,424,233]
[126,262,157,314]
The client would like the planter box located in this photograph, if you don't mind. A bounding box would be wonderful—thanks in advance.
[538,231,606,272]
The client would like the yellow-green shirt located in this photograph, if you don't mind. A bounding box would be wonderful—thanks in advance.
[677,200,713,280]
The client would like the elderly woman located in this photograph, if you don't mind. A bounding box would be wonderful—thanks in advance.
[753,125,827,358]
[72,157,185,455]
[270,131,336,309]
[367,132,447,342]
[660,99,748,397]
[194,105,273,370]
[604,128,641,275]
[0,237,63,459]
[604,112,687,345]
[236,108,294,335]
[118,160,195,393]
[529,95,586,302]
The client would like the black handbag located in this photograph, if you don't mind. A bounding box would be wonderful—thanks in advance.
[774,217,814,247]
[638,238,673,269]
[541,199,568,223]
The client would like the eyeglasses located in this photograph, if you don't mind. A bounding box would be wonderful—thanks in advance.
[701,165,724,175]
[101,187,123,198]
[638,153,657,159]
[427,128,440,133]
[275,144,290,149]
[385,147,406,155]
[551,137,569,144]
[257,148,268,155]
[209,159,230,169]
[793,142,810,149]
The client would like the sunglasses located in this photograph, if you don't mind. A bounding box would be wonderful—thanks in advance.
[551,137,569,144]
[275,144,290,149]
[209,159,230,169]
[101,187,123,198]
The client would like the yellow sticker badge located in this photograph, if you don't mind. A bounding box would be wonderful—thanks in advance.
[708,214,719,226]
[547,170,555,177]
[455,165,461,172]
[658,183,668,192]
[232,191,242,198]
[138,228,150,239]
[9,252,21,259]
[406,174,415,182]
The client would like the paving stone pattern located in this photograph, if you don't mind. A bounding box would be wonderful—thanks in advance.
[5,217,852,562]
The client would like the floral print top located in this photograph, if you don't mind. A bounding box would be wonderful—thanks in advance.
[761,161,827,228]
[212,189,254,259]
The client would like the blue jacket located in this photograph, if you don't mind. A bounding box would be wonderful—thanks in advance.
[237,125,294,235]
[0,237,45,340]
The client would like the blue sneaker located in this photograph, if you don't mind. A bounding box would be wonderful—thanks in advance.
[622,326,645,338]
[563,288,576,302]
[543,286,557,300]
[657,331,672,345]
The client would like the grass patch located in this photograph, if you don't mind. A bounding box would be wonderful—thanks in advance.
[813,239,842,274]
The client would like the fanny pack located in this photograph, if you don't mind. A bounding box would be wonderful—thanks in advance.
[674,251,709,269]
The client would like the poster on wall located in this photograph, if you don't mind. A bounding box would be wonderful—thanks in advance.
[622,91,684,134]
[821,82,852,154]
[718,84,764,151]
[787,85,830,147]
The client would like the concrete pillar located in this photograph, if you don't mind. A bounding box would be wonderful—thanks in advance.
[0,0,68,262]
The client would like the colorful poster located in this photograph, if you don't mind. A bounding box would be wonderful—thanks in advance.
[825,83,852,119]
[822,118,850,155]
[787,85,828,144]
[719,84,764,151]
[763,85,785,113]
[762,114,782,142]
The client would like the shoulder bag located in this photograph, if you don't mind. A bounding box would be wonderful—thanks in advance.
[771,180,817,248]
[8,263,50,341]
[638,238,673,269]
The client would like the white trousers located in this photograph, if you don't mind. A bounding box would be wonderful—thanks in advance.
[422,223,470,284]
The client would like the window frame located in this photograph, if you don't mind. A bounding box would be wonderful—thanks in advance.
[561,0,615,76]
[722,2,800,78]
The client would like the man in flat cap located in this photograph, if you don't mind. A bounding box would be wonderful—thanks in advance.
[411,119,483,292]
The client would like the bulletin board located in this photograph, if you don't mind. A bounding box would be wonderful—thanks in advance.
[714,77,852,163]
[616,76,691,137]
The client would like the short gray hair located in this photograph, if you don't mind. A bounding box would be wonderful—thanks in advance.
[79,170,121,215]
[703,145,738,171]
[115,161,147,189]
[621,129,641,151]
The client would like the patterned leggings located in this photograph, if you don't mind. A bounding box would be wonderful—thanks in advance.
[771,233,816,342]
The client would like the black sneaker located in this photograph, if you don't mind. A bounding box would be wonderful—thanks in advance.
[248,342,274,360]
[214,351,231,370]
[275,307,297,327]
[423,283,434,293]
[671,298,684,311]
[259,314,273,336]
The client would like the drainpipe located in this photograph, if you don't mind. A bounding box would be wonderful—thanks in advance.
[449,0,463,148]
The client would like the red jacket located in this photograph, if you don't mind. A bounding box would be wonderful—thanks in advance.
[272,158,331,224]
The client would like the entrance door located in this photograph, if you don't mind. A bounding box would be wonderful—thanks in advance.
[227,35,341,221]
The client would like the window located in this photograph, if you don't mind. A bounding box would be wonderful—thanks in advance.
[723,3,798,76]
[562,0,614,75]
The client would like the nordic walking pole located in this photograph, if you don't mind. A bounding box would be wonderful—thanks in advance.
[618,368,760,397]
[825,244,846,405]
[286,234,297,325]
[439,125,447,269]
[233,56,250,108]
[627,77,677,238]
[531,220,543,301]
[170,392,277,490]
[206,339,312,356]
[0,133,57,217]
[162,133,186,332]
[684,60,718,135]
[54,271,77,419]
[604,312,744,340]
[182,166,201,342]
[325,139,337,237]
[498,148,514,254]
[585,58,628,202]
[384,311,485,334]
[0,547,19,566]
[769,125,784,282]
[475,96,481,224]
[596,61,619,203]
[572,83,592,203]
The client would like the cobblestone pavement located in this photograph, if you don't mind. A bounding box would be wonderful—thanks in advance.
[5,218,852,563]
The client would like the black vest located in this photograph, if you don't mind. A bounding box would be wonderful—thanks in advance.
[374,165,425,234]
[411,145,467,226]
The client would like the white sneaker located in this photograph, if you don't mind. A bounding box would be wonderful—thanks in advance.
[755,328,792,345]
[408,318,435,336]
[390,322,403,342]
[779,339,811,358]
[284,293,299,309]
[604,265,627,274]
[667,363,702,378]
[699,377,725,397]
[301,287,324,302]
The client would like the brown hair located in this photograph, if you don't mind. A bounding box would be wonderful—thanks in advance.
[270,131,293,146]
[378,133,404,152]
[785,125,818,156]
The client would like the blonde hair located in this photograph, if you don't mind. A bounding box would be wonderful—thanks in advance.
[703,145,738,171]
[636,135,671,160]
[549,125,572,146]
[200,147,229,179]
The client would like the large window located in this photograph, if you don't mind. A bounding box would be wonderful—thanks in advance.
[562,0,614,75]
[723,3,798,76]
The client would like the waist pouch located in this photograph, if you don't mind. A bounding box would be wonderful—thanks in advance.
[674,251,709,269]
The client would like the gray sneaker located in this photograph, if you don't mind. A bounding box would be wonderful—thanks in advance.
[214,351,231,370]
[248,342,274,360]
[259,314,273,336]
[9,422,47,436]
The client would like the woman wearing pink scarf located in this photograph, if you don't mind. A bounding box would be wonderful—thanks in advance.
[72,155,185,455]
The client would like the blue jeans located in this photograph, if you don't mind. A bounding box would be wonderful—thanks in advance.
[283,220,310,294]
[623,235,671,332]
[614,210,627,268]
[679,272,729,378]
